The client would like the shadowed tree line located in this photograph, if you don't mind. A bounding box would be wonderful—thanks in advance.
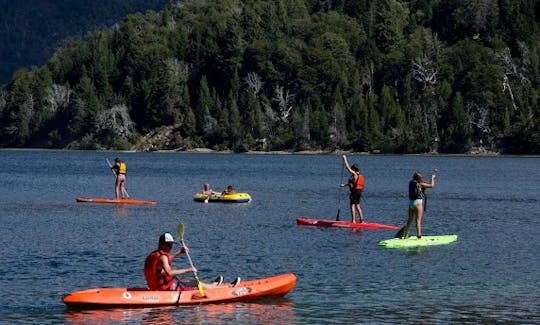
[0,0,538,153]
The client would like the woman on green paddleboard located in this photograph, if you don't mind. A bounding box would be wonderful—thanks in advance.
[401,171,435,239]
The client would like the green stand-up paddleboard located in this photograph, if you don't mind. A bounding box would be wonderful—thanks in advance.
[378,235,458,248]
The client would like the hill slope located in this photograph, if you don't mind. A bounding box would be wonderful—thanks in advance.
[0,0,168,84]
[0,0,538,154]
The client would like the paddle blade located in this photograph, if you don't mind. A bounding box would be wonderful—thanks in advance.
[176,223,185,242]
[394,226,406,238]
[194,274,205,296]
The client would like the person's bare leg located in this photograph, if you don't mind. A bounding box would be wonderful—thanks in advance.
[403,208,415,238]
[350,205,356,223]
[356,204,364,222]
[415,205,423,238]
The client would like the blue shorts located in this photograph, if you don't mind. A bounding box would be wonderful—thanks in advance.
[409,199,423,208]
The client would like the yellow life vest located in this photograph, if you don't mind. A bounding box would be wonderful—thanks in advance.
[119,162,127,174]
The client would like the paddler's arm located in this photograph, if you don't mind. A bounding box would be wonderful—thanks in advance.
[421,175,436,189]
[342,155,354,174]
[169,247,187,261]
[160,254,196,276]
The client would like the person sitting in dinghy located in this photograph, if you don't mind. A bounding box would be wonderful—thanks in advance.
[144,233,240,291]
[222,185,236,195]
[202,183,218,196]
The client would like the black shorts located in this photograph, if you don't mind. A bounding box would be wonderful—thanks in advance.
[349,190,362,204]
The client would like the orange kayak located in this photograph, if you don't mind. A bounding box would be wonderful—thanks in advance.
[63,273,296,309]
[76,197,156,205]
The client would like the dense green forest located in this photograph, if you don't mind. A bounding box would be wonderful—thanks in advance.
[0,0,168,84]
[1,0,539,154]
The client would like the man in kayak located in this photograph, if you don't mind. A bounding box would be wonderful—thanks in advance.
[400,171,436,239]
[341,155,365,223]
[110,157,127,199]
[144,232,241,290]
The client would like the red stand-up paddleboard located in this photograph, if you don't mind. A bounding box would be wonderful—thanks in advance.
[296,217,398,230]
[76,197,156,205]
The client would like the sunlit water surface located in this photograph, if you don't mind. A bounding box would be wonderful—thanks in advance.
[0,151,538,324]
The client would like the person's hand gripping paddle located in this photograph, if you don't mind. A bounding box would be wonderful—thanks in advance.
[176,223,205,297]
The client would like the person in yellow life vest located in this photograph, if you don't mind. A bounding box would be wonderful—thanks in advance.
[341,155,365,223]
[111,157,127,199]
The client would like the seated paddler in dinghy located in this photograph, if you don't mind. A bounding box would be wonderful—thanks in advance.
[193,184,252,203]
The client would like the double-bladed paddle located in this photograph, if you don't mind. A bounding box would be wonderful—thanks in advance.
[176,223,205,297]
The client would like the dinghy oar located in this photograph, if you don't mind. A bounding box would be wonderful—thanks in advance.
[176,223,205,297]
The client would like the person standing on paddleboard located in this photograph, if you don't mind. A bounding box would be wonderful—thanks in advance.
[341,155,365,223]
[401,171,436,239]
[144,233,240,290]
[111,157,127,199]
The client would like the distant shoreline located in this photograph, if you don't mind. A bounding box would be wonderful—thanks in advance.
[1,147,538,157]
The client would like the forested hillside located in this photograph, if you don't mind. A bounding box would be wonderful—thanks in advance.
[1,0,538,154]
[0,0,168,84]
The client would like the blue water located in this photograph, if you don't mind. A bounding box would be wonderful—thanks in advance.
[0,150,538,324]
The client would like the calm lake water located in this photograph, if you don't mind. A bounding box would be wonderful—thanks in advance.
[0,150,538,324]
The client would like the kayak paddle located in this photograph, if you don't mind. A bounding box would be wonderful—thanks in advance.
[176,223,205,297]
[106,158,130,198]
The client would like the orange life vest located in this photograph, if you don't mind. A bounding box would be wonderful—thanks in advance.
[349,173,364,191]
[144,250,175,290]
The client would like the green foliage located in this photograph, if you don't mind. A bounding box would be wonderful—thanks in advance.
[0,0,538,154]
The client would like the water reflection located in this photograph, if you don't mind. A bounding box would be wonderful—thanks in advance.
[114,204,127,217]
[64,299,296,324]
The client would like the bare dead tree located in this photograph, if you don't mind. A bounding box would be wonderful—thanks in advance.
[245,72,264,98]
[262,102,277,139]
[273,85,293,122]
[411,55,438,89]
[167,58,189,80]
[502,75,518,110]
[361,62,374,94]
[466,101,491,134]
[46,84,71,114]
[95,104,135,139]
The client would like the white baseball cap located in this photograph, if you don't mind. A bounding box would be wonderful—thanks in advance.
[159,232,176,244]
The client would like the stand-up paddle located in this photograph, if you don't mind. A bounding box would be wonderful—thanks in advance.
[336,160,345,221]
[106,158,129,198]
[176,223,205,297]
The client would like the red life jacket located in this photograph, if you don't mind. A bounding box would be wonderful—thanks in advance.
[144,250,175,290]
[349,173,364,191]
